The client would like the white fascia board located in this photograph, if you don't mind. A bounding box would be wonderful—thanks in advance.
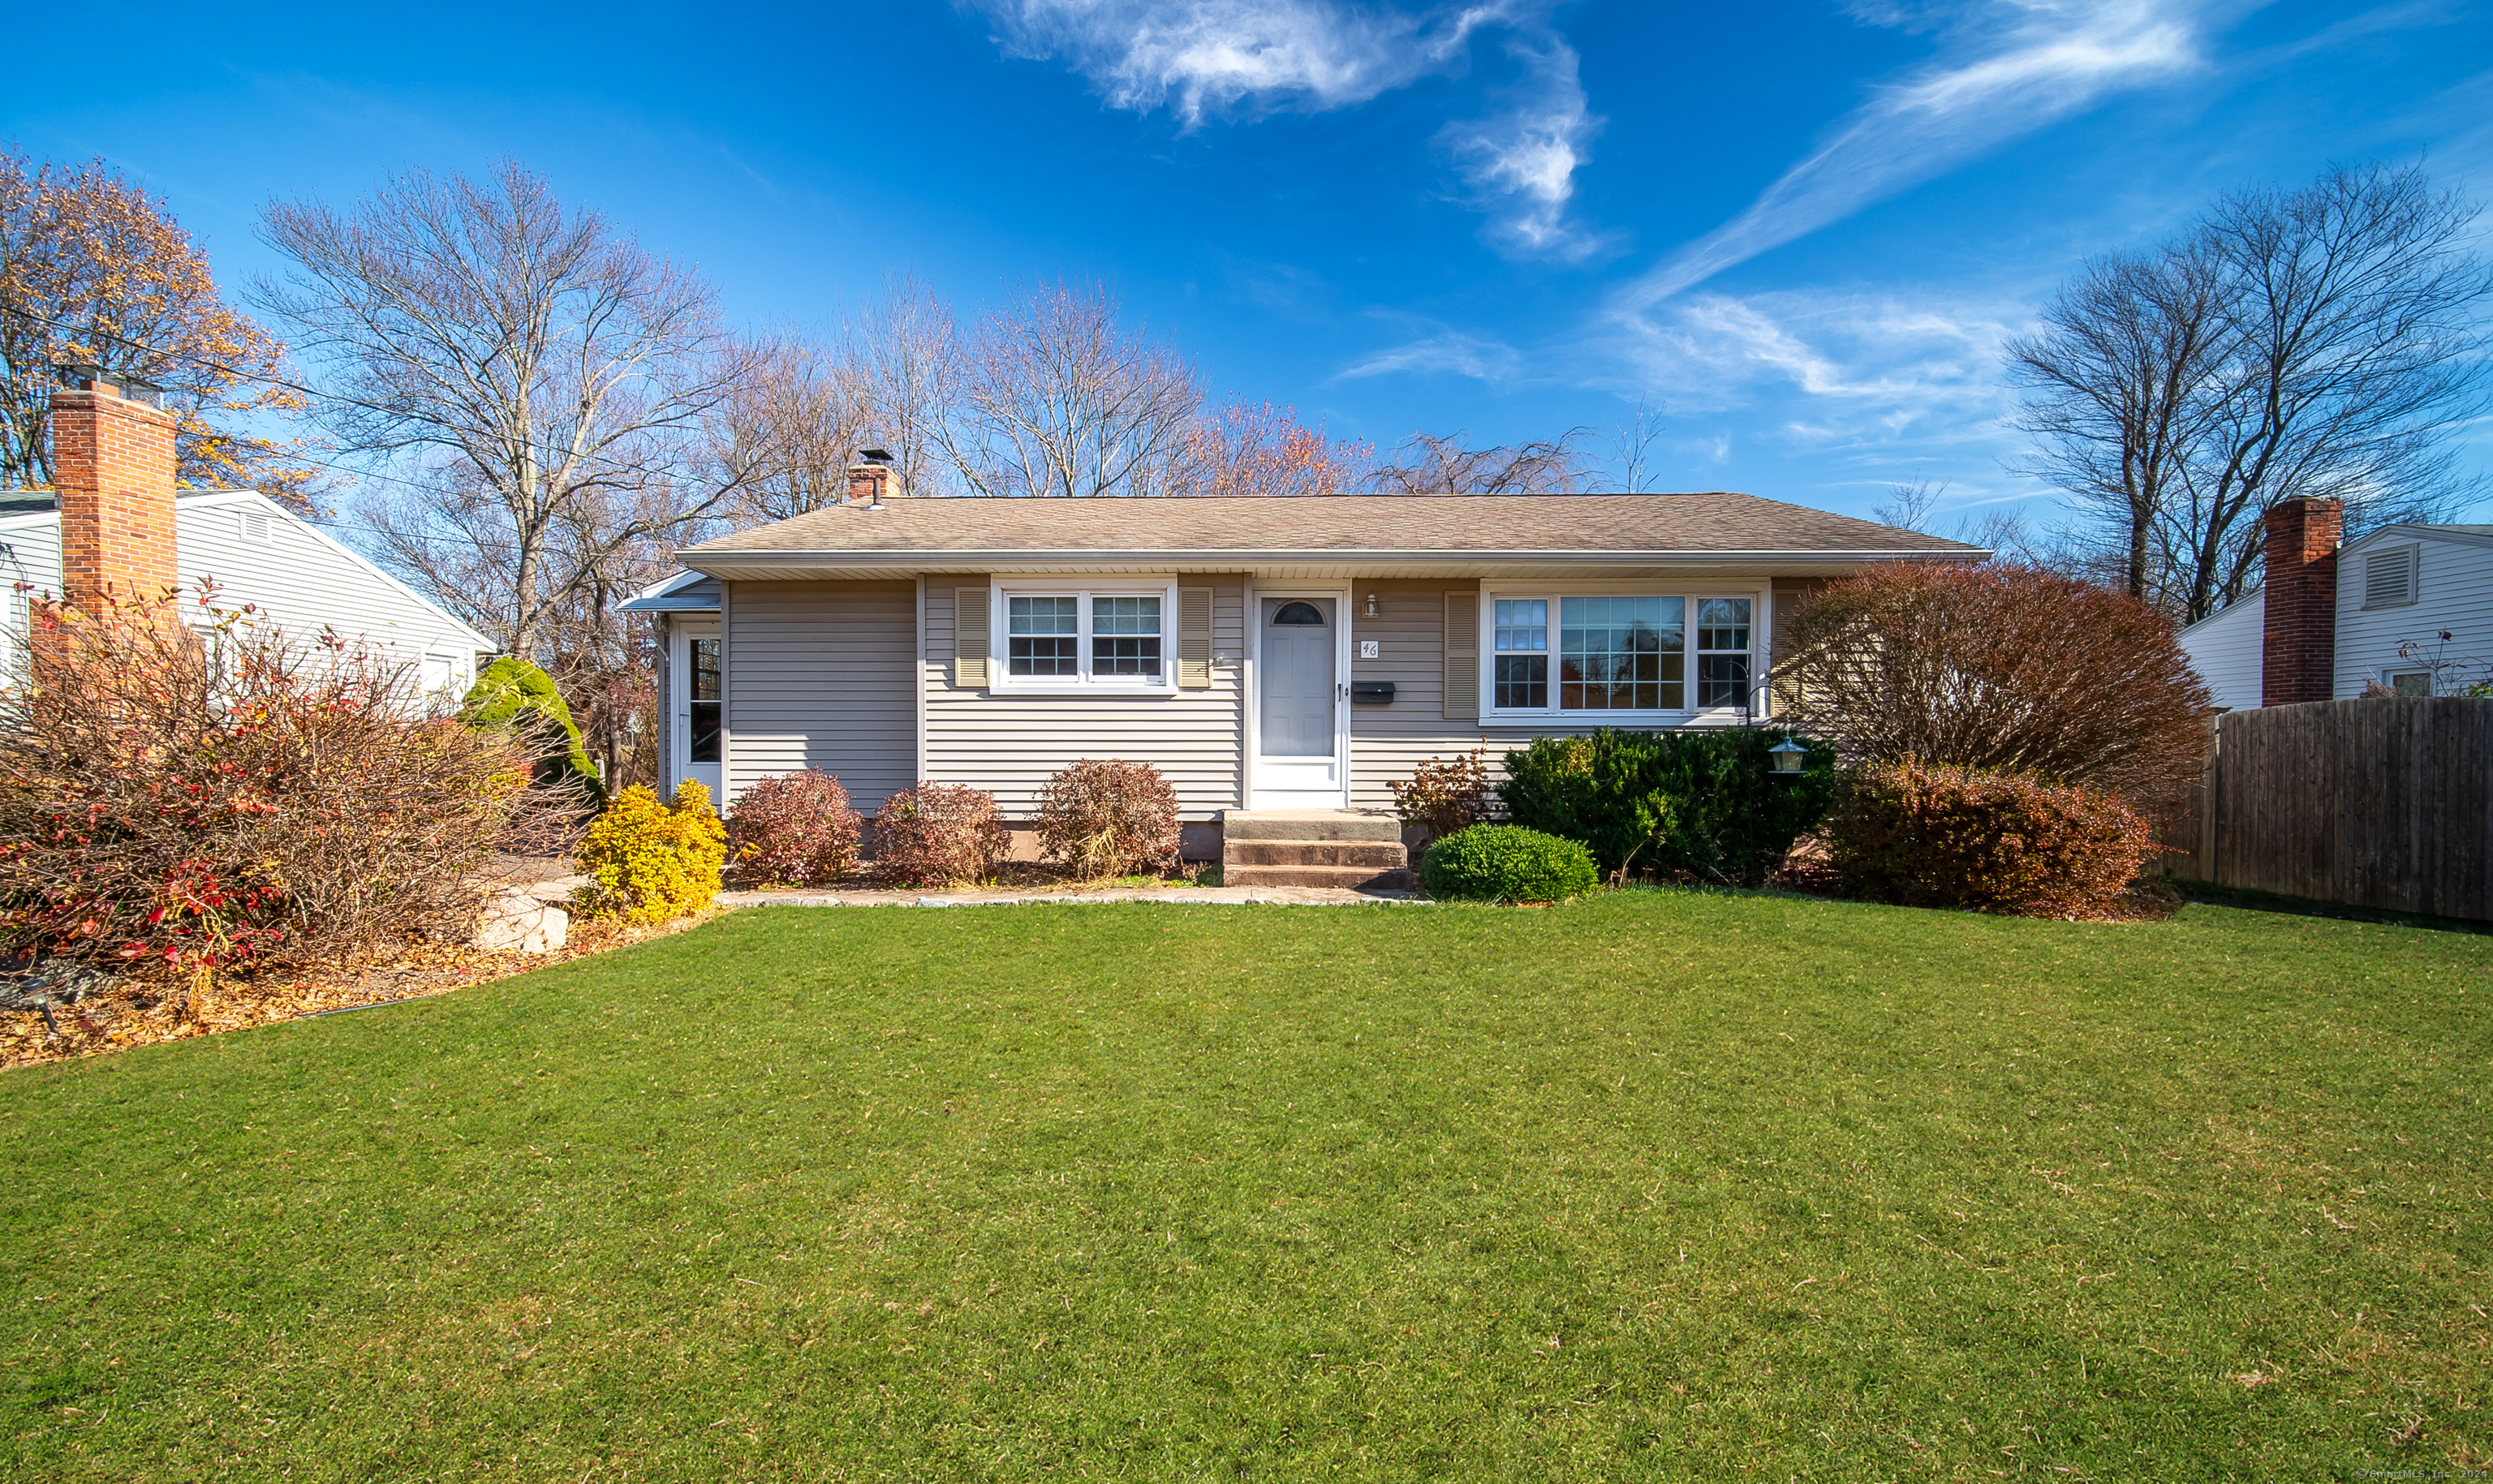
[2344,523,2493,557]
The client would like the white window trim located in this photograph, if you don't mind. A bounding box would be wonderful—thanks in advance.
[987,576,1182,696]
[1476,584,1767,727]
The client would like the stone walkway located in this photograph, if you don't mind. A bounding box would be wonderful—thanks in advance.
[720,884,1424,909]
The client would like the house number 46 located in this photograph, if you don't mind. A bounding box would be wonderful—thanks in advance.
[1358,640,1380,659]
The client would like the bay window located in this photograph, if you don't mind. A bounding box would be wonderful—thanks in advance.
[1483,590,1756,719]
[996,586,1171,689]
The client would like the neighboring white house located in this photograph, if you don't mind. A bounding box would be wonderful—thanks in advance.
[0,486,493,696]
[2333,523,2493,697]
[2175,587,2267,712]
[2177,520,2493,708]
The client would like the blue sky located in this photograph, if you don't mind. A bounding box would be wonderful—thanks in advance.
[6,1,2491,527]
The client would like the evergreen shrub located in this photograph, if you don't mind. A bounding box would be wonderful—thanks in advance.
[463,657,604,807]
[1499,728,1836,884]
[1419,824,1599,903]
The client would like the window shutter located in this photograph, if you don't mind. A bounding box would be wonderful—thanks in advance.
[1178,587,1213,689]
[953,583,990,689]
[1444,591,1479,720]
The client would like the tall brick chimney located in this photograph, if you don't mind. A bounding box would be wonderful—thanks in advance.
[845,446,895,507]
[2260,496,2341,707]
[49,365,179,618]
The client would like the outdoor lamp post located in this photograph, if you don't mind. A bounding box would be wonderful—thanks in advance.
[1767,738,1809,776]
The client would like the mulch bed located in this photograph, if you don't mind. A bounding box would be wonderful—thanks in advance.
[0,910,722,1073]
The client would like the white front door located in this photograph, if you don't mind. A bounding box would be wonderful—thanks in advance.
[1252,596,1347,807]
[670,620,724,806]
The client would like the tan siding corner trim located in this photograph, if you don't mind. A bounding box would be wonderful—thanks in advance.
[1444,590,1479,721]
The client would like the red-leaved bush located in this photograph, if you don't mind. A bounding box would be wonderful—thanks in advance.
[727,770,863,887]
[874,782,1009,888]
[1033,758,1182,880]
[1776,563,2211,808]
[0,591,580,995]
[1823,759,2159,918]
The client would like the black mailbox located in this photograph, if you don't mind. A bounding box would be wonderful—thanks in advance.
[1351,681,1396,705]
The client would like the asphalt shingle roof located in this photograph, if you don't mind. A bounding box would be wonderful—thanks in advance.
[682,493,1976,557]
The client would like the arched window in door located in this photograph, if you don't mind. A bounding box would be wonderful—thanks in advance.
[1272,601,1326,626]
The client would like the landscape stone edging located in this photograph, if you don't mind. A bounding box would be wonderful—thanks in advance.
[718,888,1427,910]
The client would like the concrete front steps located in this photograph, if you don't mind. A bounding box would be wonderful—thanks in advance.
[1221,809,1413,891]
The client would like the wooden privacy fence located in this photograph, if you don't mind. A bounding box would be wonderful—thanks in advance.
[2162,697,2493,921]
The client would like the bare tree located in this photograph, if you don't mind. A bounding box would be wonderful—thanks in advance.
[2007,239,2228,599]
[717,329,872,523]
[2163,163,2491,619]
[1373,428,1591,494]
[1179,398,1375,497]
[929,280,1202,498]
[1603,400,1665,492]
[2012,161,2493,622]
[1872,472,1948,532]
[850,275,957,499]
[254,162,759,662]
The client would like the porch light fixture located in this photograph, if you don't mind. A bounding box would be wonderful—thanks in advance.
[1767,738,1809,775]
[1364,592,1379,617]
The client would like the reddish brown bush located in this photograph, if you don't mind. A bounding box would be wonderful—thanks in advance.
[1823,759,2159,918]
[1388,747,1491,845]
[0,591,579,991]
[1033,759,1182,880]
[728,770,863,887]
[875,782,1009,888]
[1776,563,2211,807]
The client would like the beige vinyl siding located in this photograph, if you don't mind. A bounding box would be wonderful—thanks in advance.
[1349,579,1500,810]
[726,579,917,811]
[924,577,1246,819]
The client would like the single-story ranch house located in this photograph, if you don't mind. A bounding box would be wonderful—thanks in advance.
[626,466,1978,881]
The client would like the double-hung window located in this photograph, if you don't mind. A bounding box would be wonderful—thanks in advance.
[1482,590,1756,720]
[997,586,1171,689]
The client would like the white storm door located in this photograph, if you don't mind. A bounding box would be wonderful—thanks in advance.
[1253,596,1346,805]
[670,620,724,805]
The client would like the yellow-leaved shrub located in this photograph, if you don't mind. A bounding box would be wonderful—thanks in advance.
[576,781,727,924]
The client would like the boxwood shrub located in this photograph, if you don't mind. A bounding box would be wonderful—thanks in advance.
[1499,728,1836,885]
[1419,824,1600,903]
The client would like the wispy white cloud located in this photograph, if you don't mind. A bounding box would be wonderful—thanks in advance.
[1335,328,1523,381]
[971,1,1608,257]
[1440,32,1616,260]
[1598,286,2034,476]
[1617,0,2219,312]
[972,0,1502,121]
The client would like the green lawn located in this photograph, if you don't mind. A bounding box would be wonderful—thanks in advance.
[2,893,2486,1482]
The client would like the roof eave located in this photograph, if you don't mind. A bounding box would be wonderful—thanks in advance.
[677,545,1986,575]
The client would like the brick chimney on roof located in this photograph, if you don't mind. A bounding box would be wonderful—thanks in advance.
[2259,496,2341,707]
[49,366,179,618]
[845,446,895,507]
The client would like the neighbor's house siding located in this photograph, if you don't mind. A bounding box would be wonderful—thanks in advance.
[1,491,485,693]
[725,579,916,811]
[923,576,1247,819]
[2177,590,2266,712]
[2332,530,2493,698]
